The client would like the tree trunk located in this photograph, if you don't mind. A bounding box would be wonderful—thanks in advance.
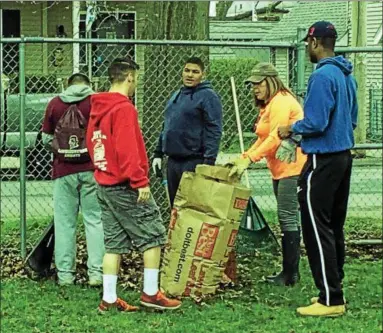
[141,1,209,155]
[352,1,367,154]
[215,1,233,21]
[140,2,209,217]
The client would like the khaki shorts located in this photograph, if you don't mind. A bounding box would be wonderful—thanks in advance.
[97,183,167,253]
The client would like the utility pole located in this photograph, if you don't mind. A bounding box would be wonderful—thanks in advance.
[72,1,81,73]
[351,1,367,146]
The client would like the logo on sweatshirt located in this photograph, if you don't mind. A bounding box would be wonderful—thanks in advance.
[91,130,107,171]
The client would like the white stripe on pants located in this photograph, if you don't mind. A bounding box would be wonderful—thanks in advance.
[306,154,330,306]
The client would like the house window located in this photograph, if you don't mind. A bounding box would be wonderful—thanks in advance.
[79,12,135,77]
[1,9,21,75]
[79,14,87,66]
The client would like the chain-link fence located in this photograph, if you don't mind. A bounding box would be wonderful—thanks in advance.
[340,50,382,145]
[1,37,382,258]
[0,38,295,225]
[369,85,382,143]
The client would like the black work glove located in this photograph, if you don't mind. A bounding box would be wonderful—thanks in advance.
[203,158,216,166]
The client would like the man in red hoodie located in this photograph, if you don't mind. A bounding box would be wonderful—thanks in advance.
[87,58,181,312]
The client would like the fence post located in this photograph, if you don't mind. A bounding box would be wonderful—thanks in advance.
[352,1,367,146]
[87,31,93,82]
[19,36,27,259]
[369,88,373,139]
[296,27,307,103]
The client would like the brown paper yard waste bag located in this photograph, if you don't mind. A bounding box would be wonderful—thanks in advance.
[160,165,251,298]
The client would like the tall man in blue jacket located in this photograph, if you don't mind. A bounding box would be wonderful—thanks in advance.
[278,21,358,318]
[152,57,223,207]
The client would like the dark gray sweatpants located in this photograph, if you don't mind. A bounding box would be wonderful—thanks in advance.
[272,176,300,232]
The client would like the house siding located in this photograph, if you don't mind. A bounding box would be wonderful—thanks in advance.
[271,48,311,91]
[209,21,274,60]
[210,21,274,40]
[366,1,382,140]
[1,2,44,74]
[1,2,74,77]
[273,48,289,85]
[47,2,73,78]
[347,1,382,138]
[350,1,383,86]
[366,1,382,87]
[1,2,145,82]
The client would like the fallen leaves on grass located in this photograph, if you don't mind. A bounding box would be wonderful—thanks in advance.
[1,226,381,294]
[0,231,144,289]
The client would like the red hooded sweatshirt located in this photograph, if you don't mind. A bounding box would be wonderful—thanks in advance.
[86,92,149,188]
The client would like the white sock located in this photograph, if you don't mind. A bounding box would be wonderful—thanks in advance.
[143,268,159,296]
[102,274,118,303]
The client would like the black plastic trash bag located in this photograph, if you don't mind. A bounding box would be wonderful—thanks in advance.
[236,197,280,254]
[25,220,54,274]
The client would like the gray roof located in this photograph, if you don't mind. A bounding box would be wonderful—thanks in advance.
[210,21,275,40]
[263,1,349,42]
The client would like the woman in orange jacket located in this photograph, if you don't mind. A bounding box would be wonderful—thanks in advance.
[230,63,307,286]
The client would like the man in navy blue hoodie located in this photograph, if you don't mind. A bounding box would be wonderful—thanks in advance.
[279,21,358,317]
[152,57,223,207]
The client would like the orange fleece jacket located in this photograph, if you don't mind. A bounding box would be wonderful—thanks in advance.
[244,92,307,180]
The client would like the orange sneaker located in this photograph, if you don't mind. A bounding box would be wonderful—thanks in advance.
[98,298,139,313]
[140,291,182,310]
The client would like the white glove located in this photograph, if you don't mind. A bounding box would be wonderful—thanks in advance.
[152,158,162,174]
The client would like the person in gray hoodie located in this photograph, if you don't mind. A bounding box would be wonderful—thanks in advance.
[152,57,223,207]
[41,73,104,286]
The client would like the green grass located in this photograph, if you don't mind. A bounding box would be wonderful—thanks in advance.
[1,257,382,333]
[2,212,381,244]
[261,211,382,241]
[1,216,382,333]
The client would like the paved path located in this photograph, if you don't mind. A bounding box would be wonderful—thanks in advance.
[1,164,381,221]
